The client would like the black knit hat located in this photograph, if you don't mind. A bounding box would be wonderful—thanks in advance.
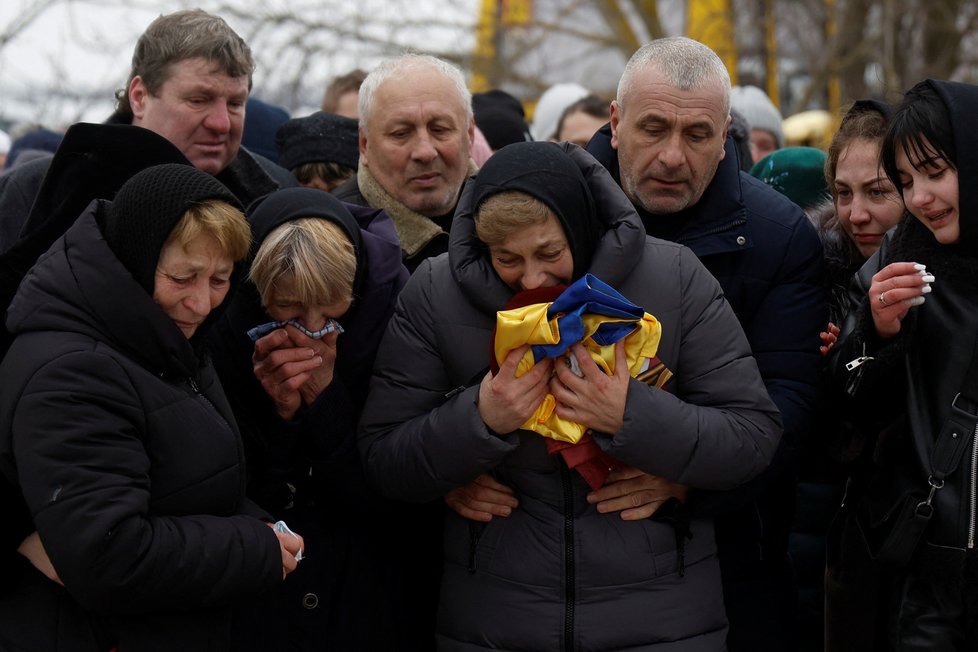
[276,111,360,171]
[472,89,532,151]
[102,163,243,295]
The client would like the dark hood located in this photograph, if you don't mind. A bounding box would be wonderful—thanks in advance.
[221,188,406,341]
[210,189,408,416]
[928,79,978,254]
[881,80,978,276]
[450,141,645,315]
[246,187,366,297]
[7,205,204,378]
[0,124,191,322]
[471,141,602,279]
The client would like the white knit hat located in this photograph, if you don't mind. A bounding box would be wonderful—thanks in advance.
[531,83,589,141]
[730,85,784,148]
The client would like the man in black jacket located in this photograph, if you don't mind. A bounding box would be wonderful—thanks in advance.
[583,36,826,651]
[0,9,294,257]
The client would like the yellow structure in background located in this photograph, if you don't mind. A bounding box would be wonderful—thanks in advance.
[471,0,498,93]
[687,0,738,86]
[472,0,533,93]
[501,0,532,26]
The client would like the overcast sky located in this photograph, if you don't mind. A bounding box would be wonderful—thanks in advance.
[0,2,165,127]
[0,0,479,130]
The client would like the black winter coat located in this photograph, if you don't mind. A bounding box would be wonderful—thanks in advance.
[588,125,826,650]
[209,194,430,650]
[827,79,978,650]
[0,206,283,652]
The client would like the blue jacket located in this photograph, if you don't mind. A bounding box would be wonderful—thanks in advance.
[589,124,827,650]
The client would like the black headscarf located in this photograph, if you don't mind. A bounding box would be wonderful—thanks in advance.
[471,141,602,279]
[245,187,365,298]
[927,79,978,254]
[102,163,243,296]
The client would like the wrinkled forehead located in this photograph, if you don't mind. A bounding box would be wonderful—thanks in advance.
[373,70,467,117]
[624,64,729,117]
[157,56,251,92]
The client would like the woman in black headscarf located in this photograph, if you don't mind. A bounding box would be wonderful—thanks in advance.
[0,164,301,652]
[358,141,782,651]
[830,80,978,649]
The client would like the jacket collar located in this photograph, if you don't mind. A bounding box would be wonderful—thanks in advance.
[587,123,751,257]
[356,160,478,258]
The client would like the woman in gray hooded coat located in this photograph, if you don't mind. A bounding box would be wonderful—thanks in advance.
[358,142,782,651]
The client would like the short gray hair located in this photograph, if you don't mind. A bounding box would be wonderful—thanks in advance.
[616,37,731,115]
[358,54,473,135]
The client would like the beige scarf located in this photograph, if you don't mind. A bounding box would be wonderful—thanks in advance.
[357,159,478,258]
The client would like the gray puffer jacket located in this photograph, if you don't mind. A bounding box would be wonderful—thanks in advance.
[358,145,782,651]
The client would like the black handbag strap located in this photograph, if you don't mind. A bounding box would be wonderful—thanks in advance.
[930,335,978,484]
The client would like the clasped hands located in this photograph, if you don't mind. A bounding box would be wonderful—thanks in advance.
[451,342,687,522]
[253,324,339,421]
[477,342,628,435]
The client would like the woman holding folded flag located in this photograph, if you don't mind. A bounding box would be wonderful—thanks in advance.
[358,141,783,651]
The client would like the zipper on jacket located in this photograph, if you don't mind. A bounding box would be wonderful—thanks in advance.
[844,344,873,397]
[560,462,575,652]
[969,423,978,549]
[186,375,232,433]
[468,522,487,573]
[845,356,873,372]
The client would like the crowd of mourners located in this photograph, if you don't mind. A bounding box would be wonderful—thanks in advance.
[0,8,975,652]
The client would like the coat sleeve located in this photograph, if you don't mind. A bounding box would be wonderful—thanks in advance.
[358,261,519,502]
[596,246,784,490]
[827,241,908,419]
[11,351,283,615]
[692,212,826,512]
[747,210,826,471]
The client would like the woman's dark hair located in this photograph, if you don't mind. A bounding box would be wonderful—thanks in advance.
[881,81,956,194]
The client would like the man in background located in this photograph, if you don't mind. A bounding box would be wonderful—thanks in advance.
[332,53,476,271]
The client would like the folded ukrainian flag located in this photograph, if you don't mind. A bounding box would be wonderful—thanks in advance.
[493,274,662,444]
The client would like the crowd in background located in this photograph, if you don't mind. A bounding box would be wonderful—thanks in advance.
[0,7,974,652]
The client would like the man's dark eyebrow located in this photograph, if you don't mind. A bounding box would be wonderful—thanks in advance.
[635,113,669,129]
[684,120,714,135]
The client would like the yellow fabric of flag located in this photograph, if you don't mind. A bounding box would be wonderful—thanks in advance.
[493,302,662,443]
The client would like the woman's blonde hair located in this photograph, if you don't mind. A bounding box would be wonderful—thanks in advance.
[475,190,552,246]
[166,198,252,261]
[249,217,356,309]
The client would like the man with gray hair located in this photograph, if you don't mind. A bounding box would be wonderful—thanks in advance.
[584,36,826,651]
[333,53,477,272]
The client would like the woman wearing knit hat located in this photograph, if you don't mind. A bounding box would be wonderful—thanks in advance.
[358,141,781,650]
[275,111,361,192]
[730,84,784,164]
[0,163,302,651]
